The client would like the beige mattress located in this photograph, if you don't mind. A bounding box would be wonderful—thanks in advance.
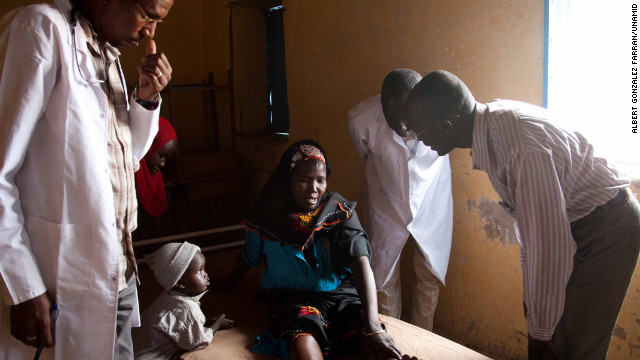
[181,313,492,360]
[177,270,491,360]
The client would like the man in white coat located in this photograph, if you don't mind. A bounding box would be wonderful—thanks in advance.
[0,0,174,359]
[348,69,453,331]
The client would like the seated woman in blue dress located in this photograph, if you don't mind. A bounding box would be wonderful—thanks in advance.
[225,139,407,360]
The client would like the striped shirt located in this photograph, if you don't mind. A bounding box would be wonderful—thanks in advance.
[471,100,629,340]
[82,17,138,291]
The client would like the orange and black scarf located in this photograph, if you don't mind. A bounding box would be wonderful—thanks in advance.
[242,140,356,251]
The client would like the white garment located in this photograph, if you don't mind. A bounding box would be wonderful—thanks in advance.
[377,236,440,331]
[0,1,159,359]
[348,95,453,289]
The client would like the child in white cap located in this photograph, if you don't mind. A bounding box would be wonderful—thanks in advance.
[133,242,234,359]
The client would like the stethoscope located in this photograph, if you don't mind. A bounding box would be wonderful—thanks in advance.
[69,7,123,86]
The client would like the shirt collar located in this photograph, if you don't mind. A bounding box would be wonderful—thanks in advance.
[168,290,208,303]
[470,101,490,171]
[57,0,73,23]
[72,3,121,62]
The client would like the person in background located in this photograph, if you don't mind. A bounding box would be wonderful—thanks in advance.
[133,242,234,360]
[135,116,178,217]
[0,0,174,359]
[223,140,412,360]
[348,69,453,331]
[404,69,640,360]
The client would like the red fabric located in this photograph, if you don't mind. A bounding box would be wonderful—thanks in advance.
[135,117,177,217]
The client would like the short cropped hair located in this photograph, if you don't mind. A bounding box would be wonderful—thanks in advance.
[406,70,475,128]
[381,69,422,106]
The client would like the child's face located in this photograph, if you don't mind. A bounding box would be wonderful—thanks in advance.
[176,251,209,296]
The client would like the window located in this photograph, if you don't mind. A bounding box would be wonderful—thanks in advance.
[545,0,639,177]
[267,5,289,135]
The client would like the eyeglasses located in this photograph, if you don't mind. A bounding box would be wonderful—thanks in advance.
[135,2,163,26]
[411,114,459,138]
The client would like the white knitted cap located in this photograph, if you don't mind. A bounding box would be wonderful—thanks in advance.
[145,242,201,291]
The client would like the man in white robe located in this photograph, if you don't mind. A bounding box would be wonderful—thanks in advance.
[0,0,174,358]
[348,69,453,330]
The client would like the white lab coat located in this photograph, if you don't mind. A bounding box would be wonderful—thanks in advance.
[0,1,159,359]
[348,95,453,289]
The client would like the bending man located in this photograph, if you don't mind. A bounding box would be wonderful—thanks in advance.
[404,70,640,359]
[348,69,453,330]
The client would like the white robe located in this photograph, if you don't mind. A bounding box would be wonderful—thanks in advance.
[348,95,453,289]
[0,1,159,359]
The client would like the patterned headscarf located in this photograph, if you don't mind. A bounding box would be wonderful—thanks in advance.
[242,140,354,251]
[289,144,326,172]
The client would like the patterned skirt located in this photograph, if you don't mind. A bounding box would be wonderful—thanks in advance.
[252,279,378,357]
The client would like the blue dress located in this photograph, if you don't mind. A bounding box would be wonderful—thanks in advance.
[243,229,348,292]
[241,195,371,357]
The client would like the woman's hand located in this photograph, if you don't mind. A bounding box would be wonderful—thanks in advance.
[350,256,403,359]
[358,332,402,360]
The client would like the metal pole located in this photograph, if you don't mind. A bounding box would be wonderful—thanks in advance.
[133,224,245,247]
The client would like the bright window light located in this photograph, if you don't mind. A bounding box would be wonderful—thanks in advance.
[547,0,639,177]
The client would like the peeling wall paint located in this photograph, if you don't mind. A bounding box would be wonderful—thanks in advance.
[614,326,627,341]
[466,197,517,247]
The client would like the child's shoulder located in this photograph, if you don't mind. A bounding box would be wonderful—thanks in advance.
[146,292,197,316]
[144,293,205,328]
